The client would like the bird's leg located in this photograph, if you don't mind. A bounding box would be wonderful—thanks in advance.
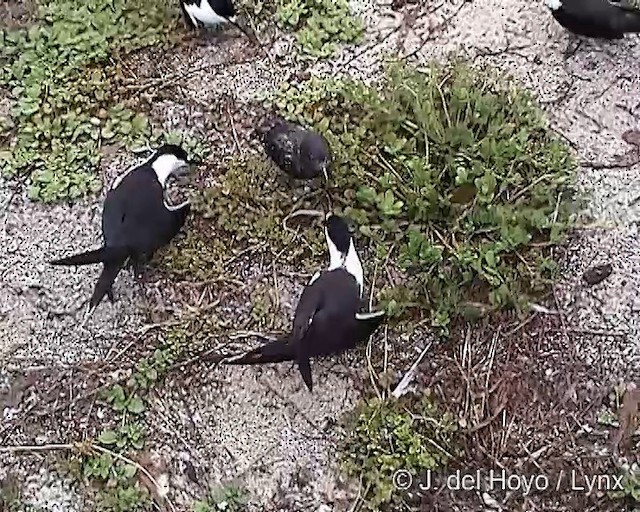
[563,35,583,59]
[206,24,232,44]
[284,173,295,189]
[132,258,154,315]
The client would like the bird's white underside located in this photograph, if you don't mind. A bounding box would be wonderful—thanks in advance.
[545,0,562,11]
[325,228,364,296]
[303,228,368,328]
[112,152,187,190]
[184,0,233,26]
[152,154,188,188]
[163,198,190,212]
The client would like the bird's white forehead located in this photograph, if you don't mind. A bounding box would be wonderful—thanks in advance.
[545,0,562,10]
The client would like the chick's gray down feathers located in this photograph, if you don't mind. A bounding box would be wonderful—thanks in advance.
[256,117,332,181]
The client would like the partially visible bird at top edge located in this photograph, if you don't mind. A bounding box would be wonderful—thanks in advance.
[255,115,333,187]
[179,0,259,44]
[545,0,640,54]
[49,144,194,326]
[223,212,386,392]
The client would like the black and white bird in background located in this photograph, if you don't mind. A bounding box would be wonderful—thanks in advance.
[256,116,332,185]
[179,0,258,43]
[224,212,386,392]
[50,144,193,324]
[545,0,640,40]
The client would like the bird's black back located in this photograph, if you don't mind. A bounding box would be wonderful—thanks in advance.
[180,0,235,17]
[552,0,640,37]
[102,166,189,259]
[216,0,235,17]
[293,268,364,357]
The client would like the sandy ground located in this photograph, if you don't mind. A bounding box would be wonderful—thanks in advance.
[1,0,639,510]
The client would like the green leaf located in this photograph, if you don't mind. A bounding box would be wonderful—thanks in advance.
[127,395,146,415]
[131,113,148,133]
[122,464,137,479]
[377,190,404,217]
[193,502,210,512]
[97,429,118,445]
[356,185,376,205]
[107,384,126,404]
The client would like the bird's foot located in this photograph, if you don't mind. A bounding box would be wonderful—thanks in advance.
[303,178,321,193]
[563,38,583,59]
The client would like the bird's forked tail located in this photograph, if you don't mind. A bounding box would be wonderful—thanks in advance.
[223,336,296,366]
[224,335,315,392]
[88,261,126,313]
[50,246,129,266]
[51,246,130,319]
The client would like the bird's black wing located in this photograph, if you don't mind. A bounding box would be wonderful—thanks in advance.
[293,269,361,348]
[296,308,329,392]
[293,269,362,391]
[291,273,324,345]
[88,260,126,314]
[103,168,188,255]
[179,0,197,28]
[611,0,640,30]
[224,335,296,365]
[611,0,640,11]
[218,0,236,17]
[560,0,639,29]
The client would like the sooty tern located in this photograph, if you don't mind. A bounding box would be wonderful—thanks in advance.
[225,213,385,391]
[179,0,258,43]
[50,144,192,322]
[545,0,640,39]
